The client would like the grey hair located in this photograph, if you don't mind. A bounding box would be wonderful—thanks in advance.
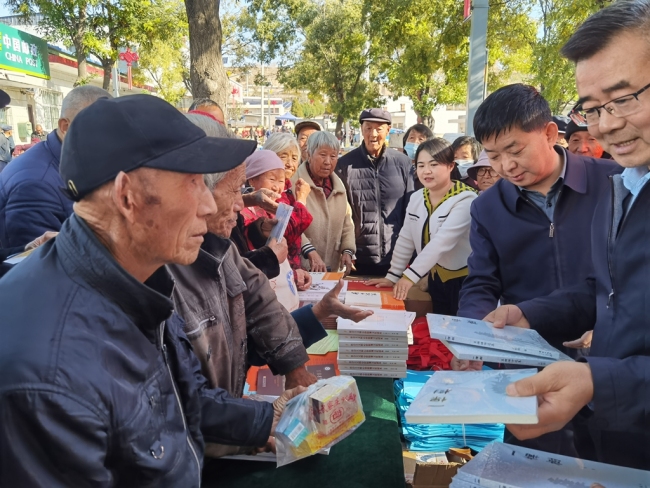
[307,130,340,158]
[561,0,650,62]
[184,113,235,190]
[60,85,112,121]
[262,132,300,156]
[189,98,222,111]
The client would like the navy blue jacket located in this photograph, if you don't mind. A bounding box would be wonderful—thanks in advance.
[518,174,650,469]
[335,144,414,272]
[458,148,620,348]
[0,131,73,249]
[0,214,272,487]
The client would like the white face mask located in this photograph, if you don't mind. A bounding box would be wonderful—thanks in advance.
[455,160,474,179]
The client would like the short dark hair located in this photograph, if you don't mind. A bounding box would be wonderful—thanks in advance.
[473,84,552,144]
[189,98,223,111]
[452,136,483,161]
[414,137,456,166]
[403,124,434,147]
[562,0,650,63]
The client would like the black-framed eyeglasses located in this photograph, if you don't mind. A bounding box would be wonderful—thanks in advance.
[570,82,650,127]
[476,167,497,177]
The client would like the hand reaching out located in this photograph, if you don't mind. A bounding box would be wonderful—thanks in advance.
[307,251,327,272]
[312,279,374,322]
[267,237,288,263]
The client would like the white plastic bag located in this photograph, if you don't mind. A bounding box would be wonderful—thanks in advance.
[274,376,365,467]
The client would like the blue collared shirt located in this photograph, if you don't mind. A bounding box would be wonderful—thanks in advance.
[621,165,650,209]
[520,151,567,221]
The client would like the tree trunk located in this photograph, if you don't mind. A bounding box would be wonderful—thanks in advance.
[414,109,435,130]
[74,41,88,85]
[101,59,113,90]
[335,114,344,138]
[185,0,230,119]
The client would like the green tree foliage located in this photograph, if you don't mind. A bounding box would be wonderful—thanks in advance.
[532,0,613,113]
[135,38,187,103]
[6,0,99,82]
[372,0,535,127]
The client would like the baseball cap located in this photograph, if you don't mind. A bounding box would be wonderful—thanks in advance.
[552,115,570,134]
[359,108,392,125]
[294,120,322,135]
[564,120,587,141]
[60,95,256,201]
[1,124,12,131]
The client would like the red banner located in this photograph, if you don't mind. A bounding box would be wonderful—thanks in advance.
[464,0,472,19]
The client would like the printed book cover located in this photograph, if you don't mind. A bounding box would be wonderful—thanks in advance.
[266,203,293,245]
[441,340,574,367]
[454,441,650,488]
[344,291,405,310]
[337,311,415,337]
[427,314,561,359]
[405,369,538,425]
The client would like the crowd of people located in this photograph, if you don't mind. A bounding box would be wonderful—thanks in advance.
[0,0,648,484]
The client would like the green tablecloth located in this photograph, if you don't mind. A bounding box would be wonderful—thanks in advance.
[202,377,404,488]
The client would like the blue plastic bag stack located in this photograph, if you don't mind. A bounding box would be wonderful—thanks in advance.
[394,370,505,452]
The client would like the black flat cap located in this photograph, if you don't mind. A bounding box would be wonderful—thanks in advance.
[60,95,256,201]
[359,108,392,125]
[552,115,570,134]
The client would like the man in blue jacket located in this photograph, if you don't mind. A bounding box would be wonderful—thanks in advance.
[457,84,619,354]
[0,85,111,249]
[0,95,301,486]
[488,0,650,470]
[335,108,414,276]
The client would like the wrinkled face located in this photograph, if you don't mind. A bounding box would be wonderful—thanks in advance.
[454,145,474,161]
[310,145,338,179]
[568,131,604,159]
[298,128,318,161]
[197,104,225,125]
[575,31,650,168]
[475,166,501,192]
[207,164,245,238]
[249,168,286,195]
[482,124,558,190]
[132,168,217,266]
[416,151,454,191]
[407,130,428,145]
[277,146,300,179]
[361,121,390,154]
[35,124,43,132]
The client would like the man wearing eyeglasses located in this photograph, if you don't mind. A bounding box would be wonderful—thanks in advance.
[486,0,650,469]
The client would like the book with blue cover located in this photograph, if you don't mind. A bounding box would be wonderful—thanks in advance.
[441,340,574,367]
[427,314,561,359]
[454,441,650,488]
[405,369,538,425]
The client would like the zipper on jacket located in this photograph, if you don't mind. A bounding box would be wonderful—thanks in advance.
[606,177,615,308]
[159,322,201,486]
[521,195,563,288]
[375,166,383,258]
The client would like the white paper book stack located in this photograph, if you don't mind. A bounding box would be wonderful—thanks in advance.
[405,369,539,425]
[451,441,650,488]
[337,309,415,378]
[427,314,573,367]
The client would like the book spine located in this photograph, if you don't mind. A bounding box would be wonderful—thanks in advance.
[339,369,407,378]
[337,329,406,338]
[340,340,407,348]
[338,333,405,342]
[434,334,558,359]
[338,351,408,360]
[337,363,405,371]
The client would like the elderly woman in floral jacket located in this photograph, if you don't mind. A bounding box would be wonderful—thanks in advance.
[292,131,355,275]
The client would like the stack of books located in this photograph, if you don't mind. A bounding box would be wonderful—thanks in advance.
[427,314,573,367]
[337,309,415,378]
[451,441,650,487]
[405,369,538,425]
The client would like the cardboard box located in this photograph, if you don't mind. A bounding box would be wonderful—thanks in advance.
[412,463,461,488]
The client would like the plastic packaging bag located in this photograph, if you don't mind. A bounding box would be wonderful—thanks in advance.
[274,375,365,467]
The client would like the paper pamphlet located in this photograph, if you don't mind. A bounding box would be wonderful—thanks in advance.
[427,314,561,359]
[405,369,538,425]
[266,203,293,245]
[454,441,650,488]
[441,340,574,367]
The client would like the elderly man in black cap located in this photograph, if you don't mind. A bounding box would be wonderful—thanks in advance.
[294,120,321,163]
[335,108,414,276]
[0,95,302,487]
[565,120,609,159]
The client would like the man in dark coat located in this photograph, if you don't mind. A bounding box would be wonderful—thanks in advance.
[0,95,301,486]
[489,0,650,470]
[335,108,414,276]
[0,86,110,249]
